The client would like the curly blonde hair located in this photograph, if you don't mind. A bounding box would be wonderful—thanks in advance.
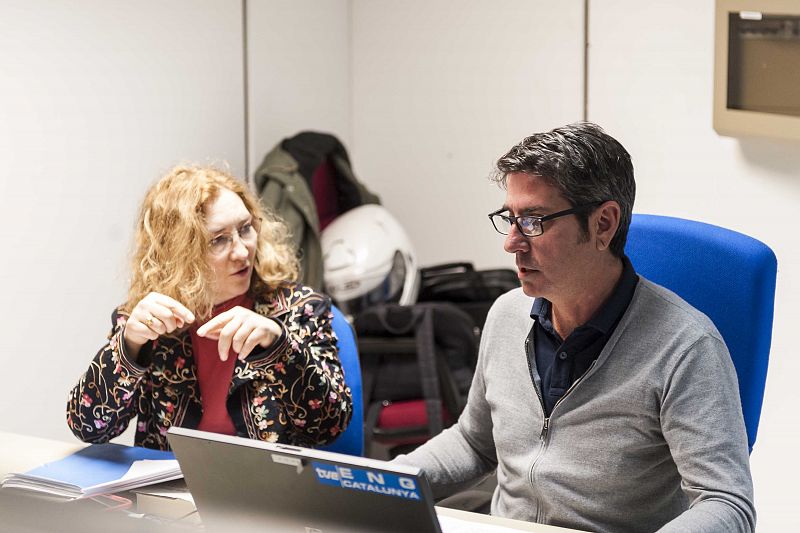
[123,165,299,319]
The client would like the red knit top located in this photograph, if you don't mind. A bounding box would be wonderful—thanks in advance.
[190,293,253,435]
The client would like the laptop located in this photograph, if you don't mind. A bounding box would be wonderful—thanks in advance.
[166,427,443,533]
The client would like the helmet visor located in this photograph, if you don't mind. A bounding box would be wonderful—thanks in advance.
[334,251,407,317]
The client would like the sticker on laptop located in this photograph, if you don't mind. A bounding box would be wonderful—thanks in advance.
[312,462,421,500]
[271,453,304,473]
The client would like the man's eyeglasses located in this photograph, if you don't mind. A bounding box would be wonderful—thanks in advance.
[487,202,603,238]
[208,217,261,256]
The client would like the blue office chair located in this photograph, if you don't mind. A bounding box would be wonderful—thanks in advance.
[319,305,364,456]
[624,214,777,452]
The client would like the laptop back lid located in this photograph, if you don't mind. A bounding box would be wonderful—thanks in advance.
[167,427,442,533]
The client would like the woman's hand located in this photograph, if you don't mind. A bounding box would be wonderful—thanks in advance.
[123,292,195,358]
[196,306,282,361]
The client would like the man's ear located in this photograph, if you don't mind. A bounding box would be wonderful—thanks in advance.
[593,201,621,251]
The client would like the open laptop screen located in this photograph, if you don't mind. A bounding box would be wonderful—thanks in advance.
[166,427,442,533]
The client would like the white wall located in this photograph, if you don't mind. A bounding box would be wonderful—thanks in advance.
[0,0,245,441]
[350,0,585,270]
[246,0,352,176]
[588,1,800,530]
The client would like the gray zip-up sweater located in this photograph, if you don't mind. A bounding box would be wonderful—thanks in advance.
[401,279,755,533]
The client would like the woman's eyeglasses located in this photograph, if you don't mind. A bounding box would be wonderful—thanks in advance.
[208,217,261,256]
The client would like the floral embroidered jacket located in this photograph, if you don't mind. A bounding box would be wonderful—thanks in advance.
[67,284,352,450]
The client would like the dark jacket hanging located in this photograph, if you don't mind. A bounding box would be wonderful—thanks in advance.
[254,131,380,290]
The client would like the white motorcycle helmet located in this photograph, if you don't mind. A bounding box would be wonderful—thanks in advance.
[321,204,419,317]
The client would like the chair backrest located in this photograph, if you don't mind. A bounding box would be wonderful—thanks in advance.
[624,214,777,451]
[318,304,364,456]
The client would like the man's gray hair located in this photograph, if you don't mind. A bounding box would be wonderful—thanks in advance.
[491,122,635,257]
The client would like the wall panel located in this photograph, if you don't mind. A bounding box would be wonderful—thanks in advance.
[0,0,245,442]
[351,0,585,270]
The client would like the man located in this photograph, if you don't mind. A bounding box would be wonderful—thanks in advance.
[398,123,755,532]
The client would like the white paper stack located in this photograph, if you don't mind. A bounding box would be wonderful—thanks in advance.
[1,442,182,500]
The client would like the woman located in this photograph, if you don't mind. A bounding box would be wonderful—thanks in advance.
[67,165,352,450]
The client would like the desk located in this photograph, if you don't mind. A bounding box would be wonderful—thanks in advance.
[0,431,586,533]
[0,430,86,474]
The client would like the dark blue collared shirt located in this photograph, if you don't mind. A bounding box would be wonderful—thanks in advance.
[529,255,639,416]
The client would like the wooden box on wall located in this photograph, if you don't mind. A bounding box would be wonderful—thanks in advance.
[714,0,800,140]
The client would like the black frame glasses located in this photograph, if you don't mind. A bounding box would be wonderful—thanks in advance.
[488,202,603,238]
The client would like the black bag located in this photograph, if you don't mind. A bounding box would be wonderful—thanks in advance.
[354,302,479,451]
[417,262,519,330]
